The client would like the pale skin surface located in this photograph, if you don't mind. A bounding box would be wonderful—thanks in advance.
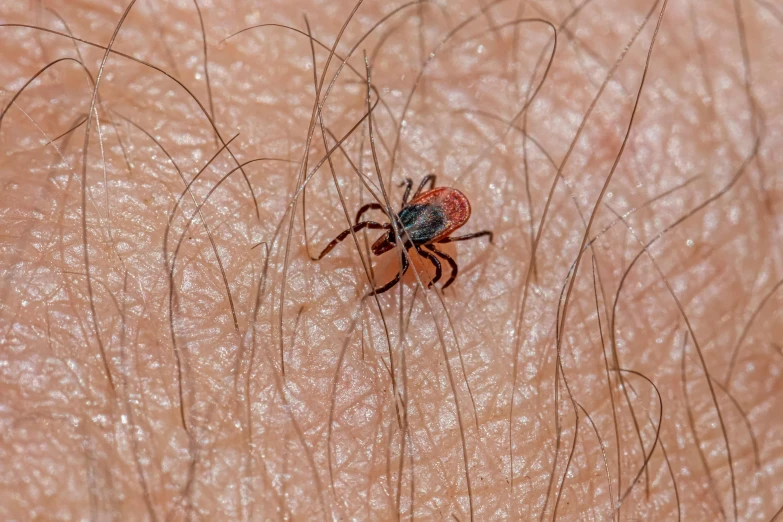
[0,0,781,520]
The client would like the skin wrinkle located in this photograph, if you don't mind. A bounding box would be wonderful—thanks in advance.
[0,0,782,520]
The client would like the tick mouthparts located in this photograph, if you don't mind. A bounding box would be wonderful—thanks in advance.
[371,235,395,255]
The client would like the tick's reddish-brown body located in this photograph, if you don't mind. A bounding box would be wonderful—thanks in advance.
[408,186,472,241]
[317,175,492,295]
[370,187,472,255]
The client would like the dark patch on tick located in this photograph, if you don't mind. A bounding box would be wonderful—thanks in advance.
[399,204,447,243]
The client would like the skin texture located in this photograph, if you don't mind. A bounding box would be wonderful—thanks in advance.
[0,0,782,520]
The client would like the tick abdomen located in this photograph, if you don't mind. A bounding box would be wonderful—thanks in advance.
[403,187,472,243]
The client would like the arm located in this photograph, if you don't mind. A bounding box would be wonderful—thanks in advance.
[0,0,780,520]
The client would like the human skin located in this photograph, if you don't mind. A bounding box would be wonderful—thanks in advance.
[0,0,781,520]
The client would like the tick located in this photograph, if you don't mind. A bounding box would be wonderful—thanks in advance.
[316,175,493,295]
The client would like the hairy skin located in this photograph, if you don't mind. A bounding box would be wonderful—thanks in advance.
[0,0,781,520]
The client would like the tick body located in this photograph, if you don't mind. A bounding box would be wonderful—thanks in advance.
[316,175,493,295]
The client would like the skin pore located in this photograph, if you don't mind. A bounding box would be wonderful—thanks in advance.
[0,0,781,519]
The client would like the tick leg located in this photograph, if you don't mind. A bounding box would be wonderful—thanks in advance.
[412,174,436,200]
[367,249,410,295]
[416,246,441,287]
[427,244,458,289]
[438,230,494,244]
[355,203,385,224]
[318,221,390,259]
[399,178,413,206]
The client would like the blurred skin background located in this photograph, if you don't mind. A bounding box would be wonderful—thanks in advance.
[0,0,781,520]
